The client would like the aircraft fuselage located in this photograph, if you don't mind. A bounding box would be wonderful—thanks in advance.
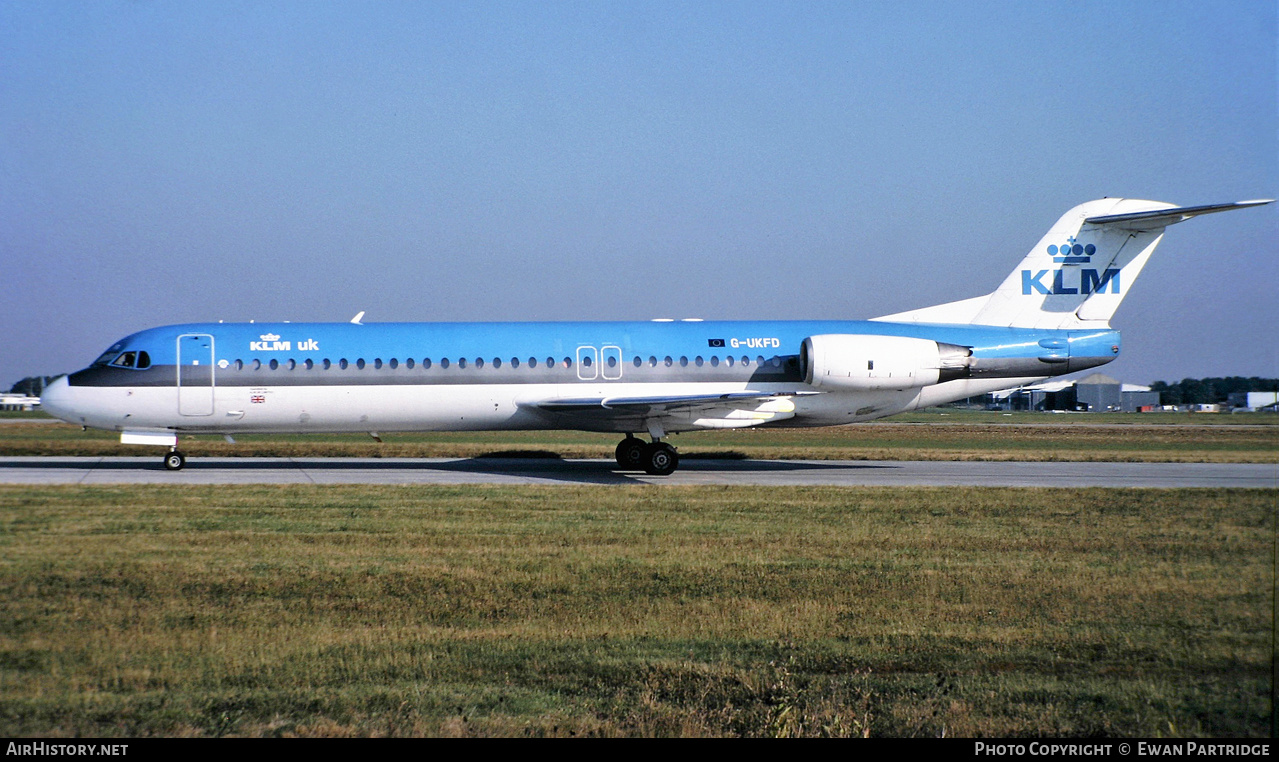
[46,319,1117,436]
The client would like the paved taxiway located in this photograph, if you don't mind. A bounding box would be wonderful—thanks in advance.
[1,457,1273,488]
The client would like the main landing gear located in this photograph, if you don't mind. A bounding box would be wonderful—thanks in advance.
[615,435,679,476]
[163,449,186,471]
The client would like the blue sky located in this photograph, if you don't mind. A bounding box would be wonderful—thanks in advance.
[2,1,1275,389]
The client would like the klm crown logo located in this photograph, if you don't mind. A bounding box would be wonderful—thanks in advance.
[1048,237,1095,264]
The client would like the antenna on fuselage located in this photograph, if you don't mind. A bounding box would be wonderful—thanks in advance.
[351,311,365,325]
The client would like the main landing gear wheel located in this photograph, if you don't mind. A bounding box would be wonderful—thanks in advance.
[163,450,186,471]
[615,436,647,470]
[642,442,679,476]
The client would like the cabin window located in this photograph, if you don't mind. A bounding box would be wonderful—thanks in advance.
[546,357,555,368]
[356,359,366,370]
[563,357,573,368]
[405,358,414,369]
[607,355,617,368]
[440,358,449,368]
[694,356,703,367]
[286,359,296,370]
[475,358,484,369]
[304,359,314,370]
[528,357,537,368]
[423,358,432,369]
[269,359,279,370]
[741,356,751,366]
[649,356,657,366]
[664,356,673,367]
[725,356,734,367]
[510,357,519,368]
[710,356,719,367]
[389,358,399,369]
[235,359,244,370]
[581,355,592,368]
[339,359,348,369]
[679,356,688,367]
[458,358,467,369]
[252,359,262,370]
[633,356,643,367]
[493,358,502,368]
[322,359,331,370]
[373,359,383,369]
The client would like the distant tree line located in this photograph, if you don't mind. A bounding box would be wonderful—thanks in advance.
[6,376,63,397]
[1149,377,1279,406]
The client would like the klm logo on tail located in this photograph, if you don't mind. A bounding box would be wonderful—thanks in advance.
[1023,237,1118,295]
[1022,268,1119,295]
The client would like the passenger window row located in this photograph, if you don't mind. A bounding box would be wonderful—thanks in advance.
[226,355,786,371]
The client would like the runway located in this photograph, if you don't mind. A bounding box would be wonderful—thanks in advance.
[1,456,1274,488]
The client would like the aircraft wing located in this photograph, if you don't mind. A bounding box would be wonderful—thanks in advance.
[526,391,820,430]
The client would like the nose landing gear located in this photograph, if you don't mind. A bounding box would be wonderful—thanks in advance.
[163,449,186,471]
[615,434,679,476]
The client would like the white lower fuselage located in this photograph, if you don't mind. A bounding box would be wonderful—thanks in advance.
[56,376,1047,436]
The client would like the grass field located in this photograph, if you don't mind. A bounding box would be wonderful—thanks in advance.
[1,411,1276,463]
[1,484,1272,737]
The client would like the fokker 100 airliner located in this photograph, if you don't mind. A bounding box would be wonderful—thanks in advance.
[42,198,1271,474]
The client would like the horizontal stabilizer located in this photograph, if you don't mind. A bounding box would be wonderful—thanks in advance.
[1084,199,1274,231]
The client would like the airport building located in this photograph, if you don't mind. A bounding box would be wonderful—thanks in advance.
[1227,391,1279,411]
[990,374,1160,412]
[0,394,41,411]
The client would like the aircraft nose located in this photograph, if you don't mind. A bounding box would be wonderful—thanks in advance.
[40,376,77,423]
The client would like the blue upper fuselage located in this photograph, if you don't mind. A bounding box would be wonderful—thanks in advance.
[91,319,1119,368]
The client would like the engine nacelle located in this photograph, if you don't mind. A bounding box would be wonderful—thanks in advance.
[801,334,971,391]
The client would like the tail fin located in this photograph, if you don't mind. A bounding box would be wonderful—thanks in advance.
[876,198,1272,329]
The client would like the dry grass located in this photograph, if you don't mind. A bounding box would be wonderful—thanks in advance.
[0,484,1272,737]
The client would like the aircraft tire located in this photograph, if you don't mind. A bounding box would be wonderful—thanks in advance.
[615,437,646,470]
[164,451,186,471]
[643,442,679,476]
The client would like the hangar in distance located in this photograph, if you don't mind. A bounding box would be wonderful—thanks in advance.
[42,197,1272,474]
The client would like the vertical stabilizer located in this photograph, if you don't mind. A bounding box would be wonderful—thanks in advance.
[876,198,1272,329]
[971,198,1169,328]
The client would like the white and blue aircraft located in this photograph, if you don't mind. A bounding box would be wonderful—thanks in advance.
[42,198,1271,474]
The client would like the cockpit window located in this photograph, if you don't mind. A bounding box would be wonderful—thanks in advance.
[104,350,151,370]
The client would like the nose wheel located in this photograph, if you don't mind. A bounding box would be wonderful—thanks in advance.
[163,449,186,471]
[615,435,678,476]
